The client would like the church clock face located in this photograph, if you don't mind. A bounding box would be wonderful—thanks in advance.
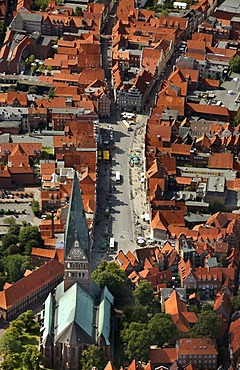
[71,248,82,258]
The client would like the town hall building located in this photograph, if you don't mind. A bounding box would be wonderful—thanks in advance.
[39,172,114,370]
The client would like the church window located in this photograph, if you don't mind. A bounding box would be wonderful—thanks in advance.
[83,264,86,269]
[78,272,81,278]
[67,263,70,269]
[82,273,85,278]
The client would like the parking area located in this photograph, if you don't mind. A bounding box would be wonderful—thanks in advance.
[0,190,41,226]
[0,203,40,225]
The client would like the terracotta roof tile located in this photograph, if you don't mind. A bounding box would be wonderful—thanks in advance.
[0,259,64,310]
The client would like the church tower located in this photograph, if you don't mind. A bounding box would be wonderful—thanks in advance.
[64,171,90,290]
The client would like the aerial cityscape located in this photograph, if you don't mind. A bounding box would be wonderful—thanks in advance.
[0,0,239,368]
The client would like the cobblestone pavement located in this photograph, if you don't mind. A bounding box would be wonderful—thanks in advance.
[129,115,151,242]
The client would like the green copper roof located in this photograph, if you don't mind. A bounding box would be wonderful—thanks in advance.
[41,293,53,347]
[54,282,95,345]
[97,287,114,346]
[64,171,89,259]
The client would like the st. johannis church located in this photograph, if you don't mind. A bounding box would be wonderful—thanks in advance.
[40,172,114,370]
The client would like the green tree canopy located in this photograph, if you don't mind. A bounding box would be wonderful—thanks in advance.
[0,20,6,42]
[148,313,178,346]
[75,6,82,16]
[229,56,240,73]
[25,54,35,68]
[234,110,240,126]
[18,310,36,332]
[1,353,22,370]
[201,303,213,311]
[123,305,148,324]
[133,280,154,306]
[7,319,25,337]
[31,200,40,217]
[231,293,240,310]
[48,86,55,99]
[4,254,32,283]
[28,85,37,94]
[121,322,150,362]
[19,225,43,254]
[220,253,228,267]
[0,332,22,354]
[190,310,223,339]
[80,345,105,370]
[21,345,43,370]
[91,260,127,297]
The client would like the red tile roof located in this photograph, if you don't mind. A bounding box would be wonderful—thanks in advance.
[0,259,64,310]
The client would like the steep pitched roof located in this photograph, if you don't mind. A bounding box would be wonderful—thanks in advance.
[64,171,89,259]
[0,259,64,310]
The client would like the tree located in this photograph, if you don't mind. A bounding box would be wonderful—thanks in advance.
[46,65,52,73]
[188,305,200,314]
[231,293,240,310]
[37,121,47,131]
[7,244,19,255]
[38,64,44,73]
[75,6,83,16]
[25,54,35,68]
[123,305,148,324]
[91,260,127,297]
[7,319,25,337]
[28,85,37,94]
[148,313,178,347]
[31,64,37,75]
[1,353,22,370]
[48,86,55,99]
[18,310,37,332]
[34,0,48,10]
[6,85,16,92]
[229,56,240,73]
[220,253,228,267]
[234,110,240,126]
[202,303,213,311]
[209,201,226,214]
[133,280,154,306]
[4,254,32,283]
[3,217,16,226]
[0,20,6,42]
[0,332,22,354]
[21,345,43,370]
[19,225,43,253]
[1,232,19,252]
[80,345,105,370]
[121,322,150,362]
[190,310,223,339]
[31,200,40,217]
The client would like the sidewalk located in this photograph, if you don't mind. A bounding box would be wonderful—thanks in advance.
[129,115,151,241]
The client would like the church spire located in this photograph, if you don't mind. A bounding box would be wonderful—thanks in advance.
[64,171,89,259]
[64,171,90,289]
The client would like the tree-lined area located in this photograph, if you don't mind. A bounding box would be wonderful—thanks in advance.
[0,218,43,289]
[0,310,44,370]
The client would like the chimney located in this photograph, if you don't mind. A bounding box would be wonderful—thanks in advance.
[51,210,55,239]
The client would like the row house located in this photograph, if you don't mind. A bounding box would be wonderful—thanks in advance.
[0,259,64,320]
[117,69,154,112]
[179,259,234,298]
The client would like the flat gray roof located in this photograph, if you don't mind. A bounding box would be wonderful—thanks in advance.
[207,176,225,193]
[217,0,240,14]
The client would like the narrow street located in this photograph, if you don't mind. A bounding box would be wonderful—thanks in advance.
[92,7,182,260]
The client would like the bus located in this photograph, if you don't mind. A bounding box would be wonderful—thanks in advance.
[115,171,121,183]
[109,237,115,252]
